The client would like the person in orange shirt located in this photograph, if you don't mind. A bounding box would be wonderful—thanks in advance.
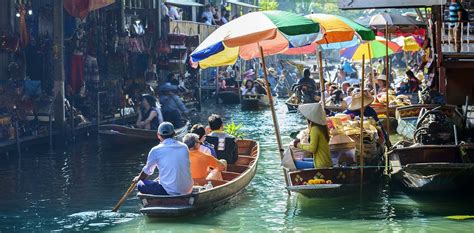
[183,133,227,180]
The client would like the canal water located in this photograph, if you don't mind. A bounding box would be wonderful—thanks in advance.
[1,100,474,232]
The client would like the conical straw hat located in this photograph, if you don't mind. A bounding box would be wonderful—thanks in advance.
[298,103,327,126]
[348,92,374,111]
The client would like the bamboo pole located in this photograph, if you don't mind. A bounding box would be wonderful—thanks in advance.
[360,55,365,185]
[259,46,290,194]
[318,50,325,108]
[385,23,390,133]
[368,43,377,96]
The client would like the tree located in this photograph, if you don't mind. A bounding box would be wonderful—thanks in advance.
[259,0,279,11]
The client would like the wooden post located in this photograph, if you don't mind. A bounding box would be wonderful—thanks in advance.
[259,46,290,194]
[53,0,65,130]
[360,54,365,183]
[385,23,390,133]
[368,43,377,96]
[318,50,325,108]
[215,67,220,104]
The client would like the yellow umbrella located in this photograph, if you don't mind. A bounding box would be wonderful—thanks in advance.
[392,36,422,52]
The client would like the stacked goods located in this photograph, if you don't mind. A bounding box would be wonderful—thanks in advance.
[372,92,411,118]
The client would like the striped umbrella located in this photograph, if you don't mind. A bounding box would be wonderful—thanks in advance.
[392,36,422,52]
[340,37,401,60]
[284,13,375,55]
[190,11,322,69]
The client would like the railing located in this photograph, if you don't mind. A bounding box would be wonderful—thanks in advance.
[441,20,474,53]
[169,20,218,43]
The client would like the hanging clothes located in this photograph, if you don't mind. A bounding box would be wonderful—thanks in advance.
[71,54,84,94]
[18,4,30,48]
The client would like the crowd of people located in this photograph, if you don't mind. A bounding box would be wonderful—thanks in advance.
[133,114,237,196]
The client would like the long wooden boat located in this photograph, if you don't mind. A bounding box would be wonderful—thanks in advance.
[137,139,259,217]
[395,104,462,140]
[285,100,299,113]
[286,167,383,198]
[99,121,189,145]
[241,94,275,110]
[218,88,240,104]
[389,142,474,192]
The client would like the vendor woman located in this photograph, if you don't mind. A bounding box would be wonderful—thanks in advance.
[293,103,332,168]
[343,92,389,143]
[136,94,164,130]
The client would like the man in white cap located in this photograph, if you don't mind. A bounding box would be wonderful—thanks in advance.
[133,122,193,195]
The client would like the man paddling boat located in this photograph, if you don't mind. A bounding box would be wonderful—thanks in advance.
[133,122,193,195]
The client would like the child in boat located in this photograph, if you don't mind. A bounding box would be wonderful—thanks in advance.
[183,133,227,181]
[293,103,333,168]
[190,124,217,157]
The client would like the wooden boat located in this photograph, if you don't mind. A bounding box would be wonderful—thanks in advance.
[241,94,275,110]
[286,167,383,198]
[99,121,189,145]
[389,142,474,192]
[395,104,462,140]
[137,139,259,217]
[218,88,240,104]
[371,103,396,118]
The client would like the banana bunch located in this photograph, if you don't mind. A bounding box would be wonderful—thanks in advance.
[306,178,333,185]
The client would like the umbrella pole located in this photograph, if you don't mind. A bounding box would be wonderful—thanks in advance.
[259,46,290,194]
[318,50,325,108]
[360,54,365,188]
[385,23,390,134]
[368,43,377,96]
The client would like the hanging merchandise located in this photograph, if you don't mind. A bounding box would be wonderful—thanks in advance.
[18,4,30,48]
[168,26,186,46]
[0,33,20,53]
[185,28,199,48]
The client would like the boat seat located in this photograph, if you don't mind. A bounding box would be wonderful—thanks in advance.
[227,164,248,173]
[193,178,228,187]
[221,171,241,181]
[235,155,255,166]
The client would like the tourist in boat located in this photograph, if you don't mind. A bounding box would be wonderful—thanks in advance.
[133,122,193,195]
[190,124,217,157]
[293,103,332,168]
[158,83,189,128]
[241,80,257,96]
[292,69,318,103]
[205,114,238,164]
[376,74,388,93]
[136,94,163,130]
[183,133,227,180]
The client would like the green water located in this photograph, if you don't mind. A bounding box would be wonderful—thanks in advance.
[1,100,473,232]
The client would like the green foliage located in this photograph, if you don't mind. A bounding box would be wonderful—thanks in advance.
[259,0,279,11]
[224,122,246,139]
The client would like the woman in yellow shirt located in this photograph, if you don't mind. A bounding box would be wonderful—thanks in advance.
[293,103,332,168]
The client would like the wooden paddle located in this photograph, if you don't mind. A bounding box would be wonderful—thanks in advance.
[112,180,138,212]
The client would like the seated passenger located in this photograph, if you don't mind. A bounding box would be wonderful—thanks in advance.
[241,80,257,96]
[136,94,163,130]
[190,124,217,157]
[205,114,238,164]
[293,103,332,168]
[133,122,193,195]
[183,133,227,180]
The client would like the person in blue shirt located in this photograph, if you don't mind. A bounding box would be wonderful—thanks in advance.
[158,83,189,128]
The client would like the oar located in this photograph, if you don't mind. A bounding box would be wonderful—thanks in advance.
[112,180,138,212]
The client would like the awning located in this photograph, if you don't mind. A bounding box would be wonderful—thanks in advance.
[226,0,259,9]
[166,0,203,7]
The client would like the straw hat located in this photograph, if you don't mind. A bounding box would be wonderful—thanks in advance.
[347,92,374,110]
[376,74,387,81]
[329,134,356,151]
[298,103,327,126]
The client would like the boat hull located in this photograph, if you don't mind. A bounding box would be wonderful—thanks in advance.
[218,90,240,104]
[99,121,189,145]
[286,102,298,113]
[286,167,383,198]
[137,140,260,217]
[389,144,474,192]
[241,95,274,110]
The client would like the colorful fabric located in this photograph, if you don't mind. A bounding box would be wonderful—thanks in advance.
[190,11,322,69]
[449,2,462,27]
[340,37,401,61]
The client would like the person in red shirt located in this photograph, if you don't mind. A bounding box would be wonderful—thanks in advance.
[183,133,227,180]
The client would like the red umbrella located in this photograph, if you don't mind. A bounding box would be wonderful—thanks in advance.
[64,0,115,19]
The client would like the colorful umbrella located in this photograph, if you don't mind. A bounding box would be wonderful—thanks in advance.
[284,13,375,55]
[369,13,426,35]
[392,36,422,52]
[190,11,322,69]
[340,37,401,60]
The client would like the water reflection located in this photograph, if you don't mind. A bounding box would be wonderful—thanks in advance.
[1,100,474,231]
